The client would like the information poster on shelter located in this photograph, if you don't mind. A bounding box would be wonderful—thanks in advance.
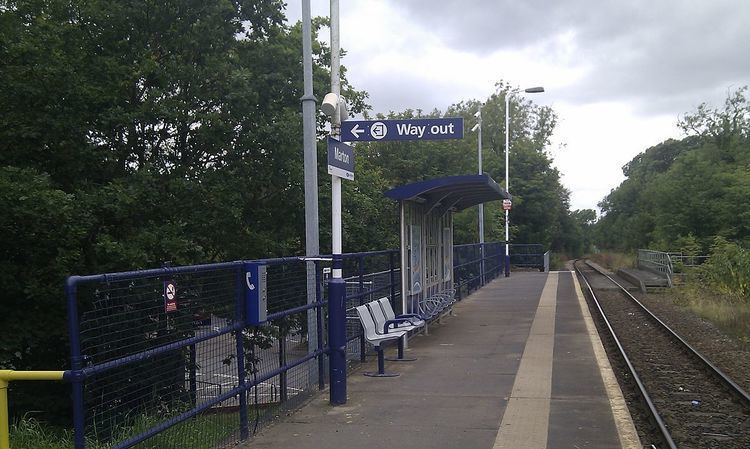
[410,225,422,294]
[443,228,451,281]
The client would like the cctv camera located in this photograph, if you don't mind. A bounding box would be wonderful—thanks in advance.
[338,96,349,122]
[321,92,339,117]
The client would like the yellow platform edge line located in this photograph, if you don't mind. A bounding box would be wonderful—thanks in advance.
[493,272,558,449]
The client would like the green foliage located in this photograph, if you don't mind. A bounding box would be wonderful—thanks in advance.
[11,409,238,449]
[9,417,73,449]
[675,234,701,257]
[355,84,583,254]
[699,237,750,301]
[0,0,585,429]
[595,87,750,252]
[672,282,750,343]
[0,0,368,423]
[0,167,85,418]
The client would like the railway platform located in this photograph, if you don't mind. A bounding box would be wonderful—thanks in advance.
[245,272,640,449]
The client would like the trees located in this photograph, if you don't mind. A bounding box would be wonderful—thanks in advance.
[1,0,585,422]
[353,84,583,254]
[0,0,370,420]
[594,87,750,252]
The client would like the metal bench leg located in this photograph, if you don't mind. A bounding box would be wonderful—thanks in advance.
[363,345,399,377]
[386,335,417,362]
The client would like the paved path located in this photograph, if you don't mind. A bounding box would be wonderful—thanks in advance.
[243,272,638,449]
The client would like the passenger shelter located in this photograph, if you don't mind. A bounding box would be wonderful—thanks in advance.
[384,174,509,316]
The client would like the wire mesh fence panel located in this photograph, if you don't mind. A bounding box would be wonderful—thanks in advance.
[63,249,407,448]
[509,244,545,269]
[237,258,323,433]
[126,396,241,449]
[339,251,400,365]
[454,244,481,297]
[74,265,241,449]
[483,243,503,281]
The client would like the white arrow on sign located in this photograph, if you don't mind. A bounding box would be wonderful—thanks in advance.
[349,123,364,139]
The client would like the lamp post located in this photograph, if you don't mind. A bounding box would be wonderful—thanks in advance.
[471,108,484,284]
[504,86,544,277]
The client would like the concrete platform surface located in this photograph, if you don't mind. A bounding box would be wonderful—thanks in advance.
[242,272,640,449]
[618,267,670,288]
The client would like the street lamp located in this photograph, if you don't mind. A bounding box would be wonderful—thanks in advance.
[471,108,485,284]
[504,86,544,277]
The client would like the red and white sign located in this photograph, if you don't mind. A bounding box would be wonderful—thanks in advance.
[502,199,512,211]
[164,281,177,312]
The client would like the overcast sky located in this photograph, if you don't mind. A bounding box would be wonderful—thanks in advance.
[285,1,749,211]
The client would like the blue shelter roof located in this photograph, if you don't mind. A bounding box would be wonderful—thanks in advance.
[384,174,509,212]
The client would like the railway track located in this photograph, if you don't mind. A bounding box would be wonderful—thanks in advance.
[574,260,750,448]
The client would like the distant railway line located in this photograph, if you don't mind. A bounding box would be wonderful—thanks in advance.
[574,260,750,448]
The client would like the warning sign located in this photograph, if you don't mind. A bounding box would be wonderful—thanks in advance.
[502,199,512,211]
[164,280,177,312]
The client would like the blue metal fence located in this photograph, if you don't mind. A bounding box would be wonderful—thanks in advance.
[453,242,504,299]
[509,244,546,271]
[62,243,502,448]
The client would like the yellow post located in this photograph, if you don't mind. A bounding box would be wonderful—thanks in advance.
[0,370,66,449]
[1,376,10,449]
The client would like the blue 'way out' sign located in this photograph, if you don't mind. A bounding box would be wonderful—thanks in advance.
[341,118,464,142]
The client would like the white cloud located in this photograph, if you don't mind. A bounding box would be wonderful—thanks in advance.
[551,101,680,210]
[285,0,749,210]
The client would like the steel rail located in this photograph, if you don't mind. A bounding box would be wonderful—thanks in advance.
[573,260,677,449]
[583,260,750,407]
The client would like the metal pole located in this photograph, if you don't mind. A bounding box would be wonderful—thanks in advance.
[315,262,325,390]
[0,378,8,449]
[477,106,485,285]
[0,371,68,449]
[327,0,347,406]
[301,0,320,390]
[65,278,86,449]
[234,268,249,440]
[504,94,511,277]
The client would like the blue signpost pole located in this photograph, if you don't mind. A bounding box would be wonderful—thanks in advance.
[327,0,347,406]
[327,255,347,405]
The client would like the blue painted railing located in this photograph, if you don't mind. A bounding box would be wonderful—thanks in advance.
[63,243,504,448]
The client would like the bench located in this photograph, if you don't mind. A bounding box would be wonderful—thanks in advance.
[355,304,408,377]
[369,298,424,362]
[376,297,424,327]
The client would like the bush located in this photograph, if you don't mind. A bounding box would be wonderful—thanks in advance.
[700,237,750,301]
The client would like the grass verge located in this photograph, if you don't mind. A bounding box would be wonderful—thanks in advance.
[10,408,240,449]
[671,285,750,345]
[586,252,635,271]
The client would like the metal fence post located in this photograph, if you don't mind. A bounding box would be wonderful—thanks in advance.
[358,256,366,363]
[501,245,506,278]
[328,254,347,405]
[279,329,288,403]
[315,262,325,390]
[188,344,197,406]
[480,242,485,287]
[65,278,86,449]
[234,267,249,441]
[389,251,396,309]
